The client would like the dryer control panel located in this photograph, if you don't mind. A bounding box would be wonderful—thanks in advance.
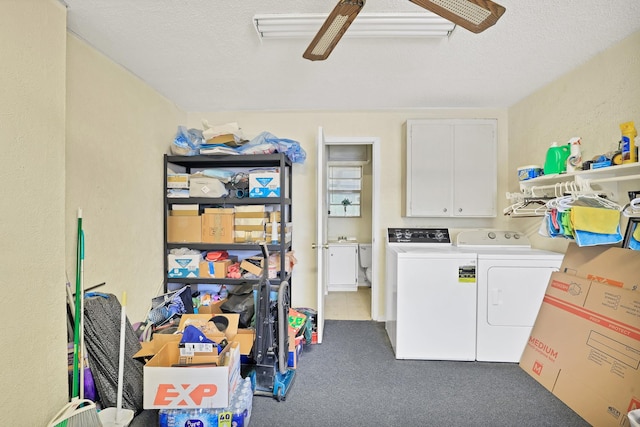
[456,230,531,248]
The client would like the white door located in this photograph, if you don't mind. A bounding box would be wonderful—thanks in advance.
[315,127,328,343]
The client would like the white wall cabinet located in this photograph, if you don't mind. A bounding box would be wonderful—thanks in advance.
[405,119,497,217]
[328,243,358,292]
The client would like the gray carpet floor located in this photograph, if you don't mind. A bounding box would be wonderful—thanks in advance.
[132,320,590,426]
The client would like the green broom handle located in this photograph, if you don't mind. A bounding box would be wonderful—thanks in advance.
[72,211,83,399]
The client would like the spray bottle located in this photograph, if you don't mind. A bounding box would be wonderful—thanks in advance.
[620,121,637,164]
[566,137,582,173]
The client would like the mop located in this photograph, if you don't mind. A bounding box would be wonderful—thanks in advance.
[98,292,134,427]
[48,209,102,427]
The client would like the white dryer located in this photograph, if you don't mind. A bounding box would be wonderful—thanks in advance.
[386,228,478,361]
[456,230,564,363]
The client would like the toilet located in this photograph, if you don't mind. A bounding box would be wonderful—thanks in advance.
[358,243,372,286]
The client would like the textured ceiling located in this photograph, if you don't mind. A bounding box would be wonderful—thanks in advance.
[64,0,640,112]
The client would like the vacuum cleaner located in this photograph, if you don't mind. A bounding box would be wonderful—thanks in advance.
[250,243,295,401]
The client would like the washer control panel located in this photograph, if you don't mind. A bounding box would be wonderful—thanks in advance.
[456,230,531,248]
[387,228,451,245]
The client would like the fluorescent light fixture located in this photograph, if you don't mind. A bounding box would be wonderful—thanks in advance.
[253,12,456,40]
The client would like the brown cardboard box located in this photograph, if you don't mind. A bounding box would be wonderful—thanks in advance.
[195,298,226,315]
[167,173,189,188]
[134,313,245,360]
[199,259,234,279]
[206,134,235,144]
[167,215,201,243]
[560,242,616,274]
[201,208,234,243]
[573,247,640,290]
[143,341,241,409]
[520,247,640,427]
[240,257,263,276]
[234,211,267,219]
[233,230,265,243]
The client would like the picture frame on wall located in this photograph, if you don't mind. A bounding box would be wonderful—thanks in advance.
[622,217,640,250]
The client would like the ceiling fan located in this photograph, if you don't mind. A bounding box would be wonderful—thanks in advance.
[302,0,506,61]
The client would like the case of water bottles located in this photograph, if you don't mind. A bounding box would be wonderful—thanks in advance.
[158,376,253,427]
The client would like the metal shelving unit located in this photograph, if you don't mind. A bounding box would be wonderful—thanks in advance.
[163,153,293,293]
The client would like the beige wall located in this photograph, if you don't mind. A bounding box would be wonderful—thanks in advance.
[508,29,640,252]
[66,34,186,324]
[0,0,67,425]
[188,110,510,316]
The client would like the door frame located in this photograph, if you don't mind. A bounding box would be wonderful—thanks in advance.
[316,127,380,343]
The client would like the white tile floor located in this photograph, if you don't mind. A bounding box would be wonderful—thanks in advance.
[324,287,371,320]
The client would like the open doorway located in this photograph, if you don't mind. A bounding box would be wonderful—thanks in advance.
[323,142,378,321]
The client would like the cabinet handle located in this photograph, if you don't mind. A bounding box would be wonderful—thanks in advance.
[458,208,463,212]
[443,208,447,213]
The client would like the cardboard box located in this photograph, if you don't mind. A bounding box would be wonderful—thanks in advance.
[234,224,265,232]
[249,171,280,198]
[143,341,241,409]
[234,205,265,213]
[206,134,235,144]
[167,215,201,243]
[196,298,226,315]
[287,328,303,369]
[235,217,267,226]
[234,211,267,219]
[167,188,189,198]
[572,248,639,290]
[234,329,256,357]
[167,253,201,278]
[167,173,189,188]
[201,209,234,243]
[240,257,263,276]
[134,313,239,360]
[520,246,640,427]
[199,259,234,279]
[233,230,265,243]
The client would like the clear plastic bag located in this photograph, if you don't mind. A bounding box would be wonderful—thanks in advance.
[239,131,306,163]
[170,126,203,156]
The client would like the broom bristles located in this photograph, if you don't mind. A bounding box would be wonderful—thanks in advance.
[48,399,103,427]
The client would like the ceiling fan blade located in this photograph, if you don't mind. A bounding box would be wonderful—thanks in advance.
[409,0,505,33]
[303,0,365,61]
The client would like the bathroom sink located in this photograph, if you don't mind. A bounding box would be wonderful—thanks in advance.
[329,237,357,243]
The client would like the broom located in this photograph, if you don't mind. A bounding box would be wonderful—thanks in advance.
[48,209,102,427]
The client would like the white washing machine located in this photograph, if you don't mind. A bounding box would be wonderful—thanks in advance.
[456,230,564,363]
[385,228,478,360]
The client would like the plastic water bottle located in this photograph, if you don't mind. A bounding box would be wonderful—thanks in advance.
[232,404,247,427]
[158,408,168,427]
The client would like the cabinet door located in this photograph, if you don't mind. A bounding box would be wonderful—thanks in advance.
[405,119,497,218]
[328,245,358,290]
[453,122,497,217]
[406,122,454,217]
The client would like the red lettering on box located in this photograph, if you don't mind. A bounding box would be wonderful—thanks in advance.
[586,274,623,288]
[629,397,640,412]
[533,361,543,376]
[153,383,218,406]
[550,280,570,292]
